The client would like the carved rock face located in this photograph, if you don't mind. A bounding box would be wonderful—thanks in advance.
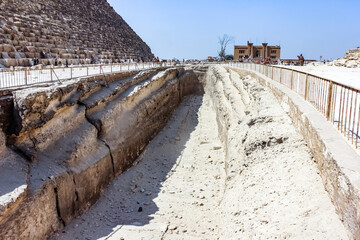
[0,130,5,153]
[0,67,205,239]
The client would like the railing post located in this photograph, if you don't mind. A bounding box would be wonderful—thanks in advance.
[326,82,334,120]
[280,68,282,84]
[25,69,28,85]
[111,63,113,73]
[50,68,53,82]
[304,74,309,100]
[87,66,89,76]
[271,66,274,80]
[290,69,294,90]
[266,65,268,77]
[71,67,73,79]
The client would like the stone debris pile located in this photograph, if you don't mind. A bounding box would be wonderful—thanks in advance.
[0,0,154,68]
[329,47,360,68]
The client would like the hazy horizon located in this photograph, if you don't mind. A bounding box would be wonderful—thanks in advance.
[108,0,360,61]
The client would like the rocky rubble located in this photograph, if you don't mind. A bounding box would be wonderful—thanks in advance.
[329,47,360,68]
[0,0,154,67]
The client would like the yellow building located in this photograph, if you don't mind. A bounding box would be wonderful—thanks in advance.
[234,41,281,60]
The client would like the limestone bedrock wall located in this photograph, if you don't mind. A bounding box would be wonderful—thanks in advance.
[0,90,14,134]
[236,68,360,240]
[0,0,154,67]
[0,66,205,239]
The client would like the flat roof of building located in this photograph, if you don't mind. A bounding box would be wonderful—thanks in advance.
[235,45,280,48]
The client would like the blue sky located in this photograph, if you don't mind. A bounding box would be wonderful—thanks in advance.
[108,0,360,61]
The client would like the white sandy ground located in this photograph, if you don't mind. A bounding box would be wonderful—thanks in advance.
[51,66,348,240]
[279,64,360,89]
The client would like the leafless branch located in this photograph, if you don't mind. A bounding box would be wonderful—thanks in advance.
[218,34,234,61]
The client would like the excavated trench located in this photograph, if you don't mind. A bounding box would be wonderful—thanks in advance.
[0,66,204,239]
[0,65,349,239]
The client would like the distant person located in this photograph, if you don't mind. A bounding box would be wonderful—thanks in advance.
[54,58,58,66]
[65,59,69,67]
[298,54,305,66]
[40,50,46,59]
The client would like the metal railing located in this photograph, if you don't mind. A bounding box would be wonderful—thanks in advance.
[228,62,360,149]
[0,62,176,89]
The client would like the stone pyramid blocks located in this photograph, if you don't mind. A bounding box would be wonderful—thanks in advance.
[0,0,154,68]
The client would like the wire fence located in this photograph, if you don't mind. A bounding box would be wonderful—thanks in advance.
[229,62,360,149]
[0,62,175,89]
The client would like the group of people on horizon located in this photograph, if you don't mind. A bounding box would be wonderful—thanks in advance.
[32,49,155,67]
[236,53,306,66]
[54,58,69,67]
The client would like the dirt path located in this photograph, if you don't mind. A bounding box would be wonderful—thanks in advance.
[52,66,348,240]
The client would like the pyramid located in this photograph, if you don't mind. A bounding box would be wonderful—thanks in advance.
[0,0,154,67]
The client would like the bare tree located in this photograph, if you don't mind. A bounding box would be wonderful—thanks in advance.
[218,34,234,61]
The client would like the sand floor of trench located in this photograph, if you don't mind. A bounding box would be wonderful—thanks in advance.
[52,66,348,240]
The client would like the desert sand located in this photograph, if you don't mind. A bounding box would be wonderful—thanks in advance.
[280,64,360,89]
